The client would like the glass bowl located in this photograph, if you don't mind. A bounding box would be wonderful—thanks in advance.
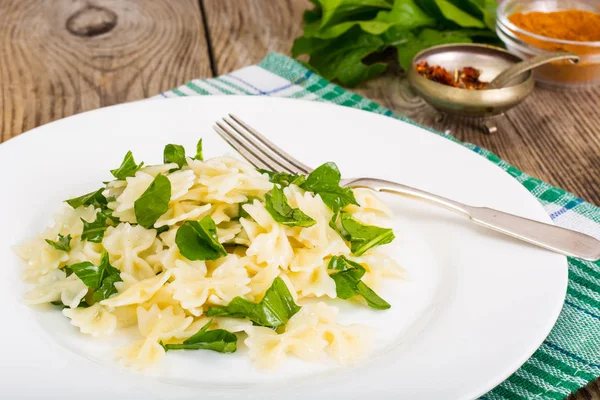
[497,0,600,89]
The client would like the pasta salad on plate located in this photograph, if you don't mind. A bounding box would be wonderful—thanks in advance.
[15,138,404,370]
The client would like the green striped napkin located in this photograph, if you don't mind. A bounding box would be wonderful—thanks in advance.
[157,52,600,400]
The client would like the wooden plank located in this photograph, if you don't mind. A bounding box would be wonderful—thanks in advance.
[0,0,212,142]
[203,0,600,205]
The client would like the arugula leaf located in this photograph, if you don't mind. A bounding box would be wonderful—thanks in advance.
[93,273,122,302]
[69,252,122,301]
[300,162,358,213]
[207,277,301,328]
[66,188,107,209]
[81,212,108,243]
[163,321,237,353]
[328,256,390,309]
[338,212,395,255]
[194,138,204,161]
[258,169,307,187]
[175,217,228,261]
[134,174,171,229]
[110,151,144,180]
[163,144,187,169]
[265,186,316,227]
[45,234,72,252]
[292,27,387,87]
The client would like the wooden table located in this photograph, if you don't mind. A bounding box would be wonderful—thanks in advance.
[0,0,598,398]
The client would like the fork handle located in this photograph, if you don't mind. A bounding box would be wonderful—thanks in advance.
[346,177,600,261]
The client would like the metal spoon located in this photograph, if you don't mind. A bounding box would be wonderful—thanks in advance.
[488,52,580,89]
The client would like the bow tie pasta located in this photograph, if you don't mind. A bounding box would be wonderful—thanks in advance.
[15,139,404,369]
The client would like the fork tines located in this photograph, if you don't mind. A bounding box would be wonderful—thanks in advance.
[213,114,312,176]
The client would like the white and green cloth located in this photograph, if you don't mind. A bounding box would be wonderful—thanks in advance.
[156,53,600,399]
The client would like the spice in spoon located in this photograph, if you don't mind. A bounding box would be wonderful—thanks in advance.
[415,61,489,90]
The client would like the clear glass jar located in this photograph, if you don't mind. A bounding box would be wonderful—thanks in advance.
[496,0,600,89]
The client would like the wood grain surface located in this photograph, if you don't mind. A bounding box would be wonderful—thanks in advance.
[0,0,211,142]
[203,0,600,206]
[1,0,599,398]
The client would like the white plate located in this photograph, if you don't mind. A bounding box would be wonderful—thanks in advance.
[0,96,567,400]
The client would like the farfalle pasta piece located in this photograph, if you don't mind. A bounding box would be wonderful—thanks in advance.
[102,223,157,280]
[245,302,372,368]
[118,305,193,368]
[51,204,99,238]
[167,169,196,201]
[154,202,211,228]
[241,201,293,269]
[111,171,154,213]
[100,270,172,308]
[63,303,117,337]
[23,270,88,308]
[66,239,104,266]
[170,254,251,315]
[306,303,374,364]
[217,221,242,243]
[140,163,178,177]
[15,237,70,282]
[350,250,406,289]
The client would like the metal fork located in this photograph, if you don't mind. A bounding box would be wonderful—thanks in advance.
[214,114,600,261]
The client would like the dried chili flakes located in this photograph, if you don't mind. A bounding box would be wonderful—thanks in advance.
[415,61,488,90]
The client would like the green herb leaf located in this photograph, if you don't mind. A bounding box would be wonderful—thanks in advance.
[81,212,108,243]
[207,277,301,328]
[175,217,228,261]
[317,0,392,28]
[194,138,204,161]
[300,162,358,213]
[418,0,485,28]
[163,321,237,353]
[163,144,187,169]
[292,27,387,87]
[328,256,390,309]
[134,174,171,229]
[69,252,122,301]
[452,0,497,29]
[45,234,72,252]
[339,212,395,255]
[111,151,144,180]
[258,169,307,187]
[66,188,107,209]
[265,186,316,227]
[304,0,436,39]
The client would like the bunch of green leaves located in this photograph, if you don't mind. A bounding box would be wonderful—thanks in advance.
[207,277,301,329]
[292,0,499,86]
[328,255,390,309]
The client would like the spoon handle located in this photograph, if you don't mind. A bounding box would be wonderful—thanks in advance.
[489,52,580,89]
